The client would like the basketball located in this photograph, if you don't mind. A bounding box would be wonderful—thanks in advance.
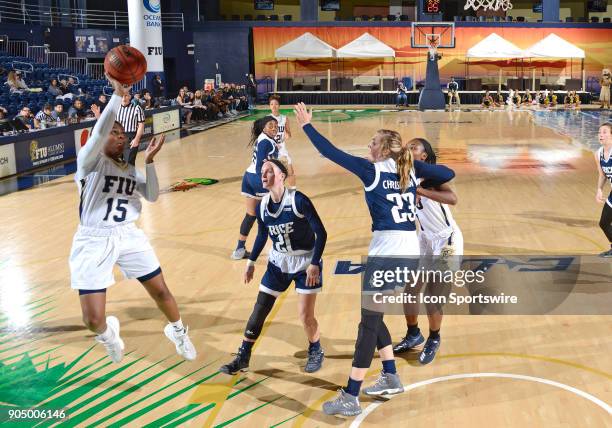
[103,45,147,85]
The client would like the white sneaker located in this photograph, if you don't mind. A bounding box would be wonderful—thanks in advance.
[95,316,124,363]
[164,324,197,361]
[230,247,248,260]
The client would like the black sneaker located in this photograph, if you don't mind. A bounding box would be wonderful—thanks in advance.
[393,331,425,354]
[305,347,324,373]
[599,248,612,258]
[220,346,251,374]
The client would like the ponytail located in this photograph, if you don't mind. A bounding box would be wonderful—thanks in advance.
[377,129,413,192]
[249,116,277,147]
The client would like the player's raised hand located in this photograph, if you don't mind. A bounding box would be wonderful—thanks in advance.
[145,134,165,164]
[90,103,101,119]
[294,102,313,127]
[106,73,131,97]
[244,264,255,284]
[306,264,320,287]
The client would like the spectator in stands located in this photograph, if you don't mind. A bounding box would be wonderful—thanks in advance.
[34,104,54,129]
[236,85,249,111]
[132,92,146,108]
[191,90,209,121]
[6,71,29,94]
[246,74,257,110]
[152,74,164,98]
[142,90,158,110]
[176,88,192,125]
[48,79,63,97]
[14,106,33,129]
[94,94,108,112]
[51,103,67,125]
[67,77,80,95]
[396,81,408,107]
[447,77,460,108]
[68,98,88,122]
[0,106,6,119]
[481,91,494,108]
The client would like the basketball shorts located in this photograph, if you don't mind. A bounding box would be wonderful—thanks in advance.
[366,231,420,293]
[277,142,292,165]
[70,223,160,291]
[241,171,267,199]
[419,226,464,272]
[259,252,322,297]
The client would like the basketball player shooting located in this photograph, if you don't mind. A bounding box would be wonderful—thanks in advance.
[69,75,196,364]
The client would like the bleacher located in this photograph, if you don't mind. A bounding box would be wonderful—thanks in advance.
[1,50,107,117]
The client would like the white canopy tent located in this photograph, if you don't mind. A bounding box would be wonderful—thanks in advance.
[466,33,524,58]
[274,32,336,58]
[465,33,525,91]
[523,33,585,59]
[274,32,337,92]
[337,33,395,58]
[336,33,395,87]
[523,34,585,87]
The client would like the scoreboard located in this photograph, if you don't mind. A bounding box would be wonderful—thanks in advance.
[426,0,442,13]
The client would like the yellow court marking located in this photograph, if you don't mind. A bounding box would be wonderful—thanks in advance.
[198,288,291,428]
[292,352,612,427]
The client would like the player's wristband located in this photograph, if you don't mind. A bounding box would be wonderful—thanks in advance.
[246,259,256,267]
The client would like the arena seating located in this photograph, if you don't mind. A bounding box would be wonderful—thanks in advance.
[0,50,107,117]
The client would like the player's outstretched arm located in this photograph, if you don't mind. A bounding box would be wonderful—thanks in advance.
[245,210,268,284]
[136,135,165,202]
[414,160,455,188]
[298,194,327,287]
[294,102,373,184]
[417,182,457,205]
[77,76,130,175]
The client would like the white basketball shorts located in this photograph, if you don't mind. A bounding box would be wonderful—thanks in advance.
[70,222,160,291]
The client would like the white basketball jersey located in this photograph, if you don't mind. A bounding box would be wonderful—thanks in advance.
[271,114,287,144]
[246,133,276,174]
[415,177,457,240]
[76,156,145,228]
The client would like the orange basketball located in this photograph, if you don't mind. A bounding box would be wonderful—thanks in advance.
[104,45,147,85]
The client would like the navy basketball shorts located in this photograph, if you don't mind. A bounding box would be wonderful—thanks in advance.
[259,261,323,297]
[241,171,267,199]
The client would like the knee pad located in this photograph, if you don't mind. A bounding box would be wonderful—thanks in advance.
[376,321,392,350]
[244,291,276,340]
[240,214,257,237]
[352,309,384,368]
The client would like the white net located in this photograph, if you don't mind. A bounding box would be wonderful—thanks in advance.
[464,0,513,11]
[426,34,440,61]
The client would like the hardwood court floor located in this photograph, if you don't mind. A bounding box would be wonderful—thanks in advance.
[0,109,610,427]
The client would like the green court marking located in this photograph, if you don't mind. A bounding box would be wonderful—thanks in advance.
[56,359,183,428]
[142,403,203,428]
[161,404,215,428]
[240,108,383,123]
[213,395,283,428]
[106,370,222,427]
[270,413,303,427]
[185,178,219,185]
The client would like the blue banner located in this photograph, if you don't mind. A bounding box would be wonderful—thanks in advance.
[14,131,76,172]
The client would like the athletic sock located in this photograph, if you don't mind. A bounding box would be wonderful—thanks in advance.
[308,339,321,352]
[407,324,420,337]
[429,329,440,340]
[346,377,363,397]
[381,359,397,375]
[97,325,114,342]
[236,240,246,250]
[241,340,254,353]
[171,319,185,334]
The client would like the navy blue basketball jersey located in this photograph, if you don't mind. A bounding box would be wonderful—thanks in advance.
[258,190,316,254]
[364,158,418,232]
[599,146,612,205]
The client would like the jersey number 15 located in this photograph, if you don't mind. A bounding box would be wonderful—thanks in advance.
[387,193,416,223]
[103,198,129,222]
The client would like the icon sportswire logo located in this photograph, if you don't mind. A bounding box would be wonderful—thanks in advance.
[143,0,160,13]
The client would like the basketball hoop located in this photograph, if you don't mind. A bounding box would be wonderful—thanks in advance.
[426,34,440,61]
[464,0,513,11]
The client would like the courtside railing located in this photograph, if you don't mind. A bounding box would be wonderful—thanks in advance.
[0,0,184,29]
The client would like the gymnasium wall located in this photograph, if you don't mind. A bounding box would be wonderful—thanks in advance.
[253,26,612,84]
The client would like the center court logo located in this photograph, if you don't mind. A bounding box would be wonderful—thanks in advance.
[143,0,160,13]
